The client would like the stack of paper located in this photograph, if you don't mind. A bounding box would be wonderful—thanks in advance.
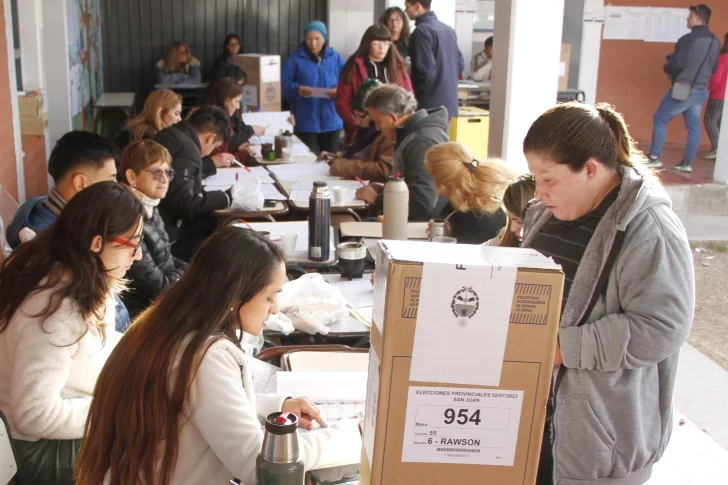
[242,111,294,137]
[268,161,333,181]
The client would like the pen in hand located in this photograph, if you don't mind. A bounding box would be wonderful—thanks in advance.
[355,177,367,187]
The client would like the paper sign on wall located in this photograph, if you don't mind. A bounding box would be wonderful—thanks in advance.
[409,262,517,387]
[401,386,524,466]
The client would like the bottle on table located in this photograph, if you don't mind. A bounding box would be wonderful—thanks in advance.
[382,173,409,240]
[308,182,331,262]
[256,412,305,485]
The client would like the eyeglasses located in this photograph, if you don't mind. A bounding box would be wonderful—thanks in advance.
[371,40,391,48]
[111,236,143,254]
[144,168,175,181]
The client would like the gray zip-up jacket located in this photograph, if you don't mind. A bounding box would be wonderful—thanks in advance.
[665,25,720,90]
[522,165,695,485]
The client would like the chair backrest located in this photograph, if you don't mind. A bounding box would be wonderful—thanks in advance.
[282,349,369,372]
[0,411,17,485]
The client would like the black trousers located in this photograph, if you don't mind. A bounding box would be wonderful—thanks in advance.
[536,398,555,485]
[296,130,341,155]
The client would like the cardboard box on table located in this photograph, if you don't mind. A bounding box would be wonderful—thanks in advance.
[234,54,281,112]
[360,241,563,485]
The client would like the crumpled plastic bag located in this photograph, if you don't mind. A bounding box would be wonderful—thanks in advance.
[241,331,265,356]
[273,273,349,335]
[231,177,264,211]
[265,312,296,335]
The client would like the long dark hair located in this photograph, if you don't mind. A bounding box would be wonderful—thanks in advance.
[380,7,411,46]
[204,77,243,113]
[722,32,728,54]
[76,228,285,485]
[0,182,144,342]
[342,24,404,85]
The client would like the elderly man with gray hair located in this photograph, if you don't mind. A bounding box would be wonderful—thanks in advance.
[355,84,449,221]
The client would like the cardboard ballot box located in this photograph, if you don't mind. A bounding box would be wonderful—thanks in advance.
[234,54,281,112]
[360,241,563,485]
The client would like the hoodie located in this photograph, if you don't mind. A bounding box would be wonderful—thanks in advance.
[374,108,449,221]
[6,196,55,249]
[522,166,694,485]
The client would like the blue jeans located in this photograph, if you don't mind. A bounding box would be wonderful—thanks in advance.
[650,88,709,165]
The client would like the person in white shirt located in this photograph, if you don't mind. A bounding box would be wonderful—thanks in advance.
[76,228,362,485]
[471,36,493,82]
[0,182,145,485]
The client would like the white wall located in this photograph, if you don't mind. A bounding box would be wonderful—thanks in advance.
[4,0,24,201]
[489,0,565,172]
[328,0,375,60]
[578,0,604,104]
[41,0,72,154]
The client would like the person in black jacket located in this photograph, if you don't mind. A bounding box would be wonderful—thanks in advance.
[404,0,464,118]
[155,106,232,261]
[425,142,512,244]
[201,77,265,158]
[118,140,187,317]
[355,84,448,221]
[208,34,248,85]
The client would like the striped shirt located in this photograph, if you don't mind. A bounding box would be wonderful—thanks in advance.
[43,188,67,217]
[530,187,620,311]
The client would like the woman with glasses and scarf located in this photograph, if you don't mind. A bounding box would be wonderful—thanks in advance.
[119,140,187,318]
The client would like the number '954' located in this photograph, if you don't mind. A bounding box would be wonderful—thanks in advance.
[444,408,481,425]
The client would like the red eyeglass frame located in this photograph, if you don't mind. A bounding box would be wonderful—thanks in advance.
[111,236,143,251]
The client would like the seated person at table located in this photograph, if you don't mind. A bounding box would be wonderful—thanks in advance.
[156,42,202,85]
[155,106,233,261]
[208,33,248,85]
[336,23,412,143]
[484,173,536,247]
[425,142,511,244]
[119,140,187,317]
[6,132,131,332]
[116,88,182,150]
[355,84,448,221]
[318,79,394,183]
[76,228,362,485]
[471,36,493,82]
[0,182,144,485]
[200,77,265,158]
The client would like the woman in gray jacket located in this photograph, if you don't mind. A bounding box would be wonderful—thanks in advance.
[521,102,695,485]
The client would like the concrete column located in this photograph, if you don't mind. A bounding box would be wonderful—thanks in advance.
[578,0,605,104]
[41,0,72,153]
[488,0,565,173]
[4,0,24,201]
[17,0,45,91]
[327,0,375,61]
[712,81,728,183]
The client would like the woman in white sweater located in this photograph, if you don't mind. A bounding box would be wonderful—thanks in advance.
[76,228,362,485]
[0,182,145,484]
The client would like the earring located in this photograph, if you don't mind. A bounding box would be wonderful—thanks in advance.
[231,307,234,312]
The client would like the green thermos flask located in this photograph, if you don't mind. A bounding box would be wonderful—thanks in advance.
[256,412,305,485]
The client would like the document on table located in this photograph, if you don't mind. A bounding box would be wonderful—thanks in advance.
[268,161,332,181]
[292,180,365,191]
[340,222,429,239]
[351,307,373,327]
[242,111,293,137]
[204,167,275,186]
[260,184,287,201]
[333,280,375,309]
[409,262,517,387]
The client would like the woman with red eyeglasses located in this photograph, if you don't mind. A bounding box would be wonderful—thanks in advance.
[119,140,187,317]
[0,181,144,484]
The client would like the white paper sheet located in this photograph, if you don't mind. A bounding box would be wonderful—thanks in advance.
[409,262,517,386]
[401,386,524,466]
[363,347,381,468]
[276,372,367,402]
[340,222,429,239]
[308,87,332,98]
[292,180,367,191]
[242,111,294,136]
[646,8,690,43]
[352,307,373,325]
[603,6,649,41]
[268,161,332,181]
[333,280,375,309]
[260,184,287,201]
[204,167,275,187]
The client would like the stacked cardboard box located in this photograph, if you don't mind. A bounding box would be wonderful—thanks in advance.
[234,54,282,112]
[361,241,563,485]
[18,92,47,136]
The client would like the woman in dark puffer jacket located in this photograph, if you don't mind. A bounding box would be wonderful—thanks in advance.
[119,140,187,317]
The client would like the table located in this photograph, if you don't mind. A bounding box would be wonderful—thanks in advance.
[250,134,318,165]
[214,201,289,225]
[240,220,339,268]
[93,92,136,134]
[274,177,367,221]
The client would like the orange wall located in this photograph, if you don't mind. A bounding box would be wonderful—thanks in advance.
[0,0,18,200]
[596,0,728,148]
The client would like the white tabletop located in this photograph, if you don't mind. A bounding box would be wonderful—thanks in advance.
[95,92,136,108]
[322,274,372,336]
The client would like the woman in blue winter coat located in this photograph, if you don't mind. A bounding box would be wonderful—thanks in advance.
[282,21,345,154]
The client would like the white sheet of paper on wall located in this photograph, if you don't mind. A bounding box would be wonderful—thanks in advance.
[409,262,517,387]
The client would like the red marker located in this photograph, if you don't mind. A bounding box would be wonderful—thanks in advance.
[355,177,366,187]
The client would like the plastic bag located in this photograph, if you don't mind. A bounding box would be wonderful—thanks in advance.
[265,312,296,335]
[241,331,265,355]
[276,273,349,335]
[230,176,264,211]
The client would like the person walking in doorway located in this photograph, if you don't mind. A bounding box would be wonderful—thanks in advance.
[646,4,720,173]
[703,32,728,160]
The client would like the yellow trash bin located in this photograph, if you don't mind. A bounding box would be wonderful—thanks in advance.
[449,107,490,160]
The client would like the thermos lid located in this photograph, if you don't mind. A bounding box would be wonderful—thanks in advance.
[313,181,328,187]
[388,172,405,182]
[265,412,299,435]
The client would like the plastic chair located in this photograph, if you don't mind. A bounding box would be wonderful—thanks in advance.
[256,344,354,368]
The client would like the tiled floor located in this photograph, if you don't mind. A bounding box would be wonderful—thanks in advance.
[646,414,728,485]
[635,143,717,185]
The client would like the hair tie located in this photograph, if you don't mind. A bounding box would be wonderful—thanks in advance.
[465,159,479,173]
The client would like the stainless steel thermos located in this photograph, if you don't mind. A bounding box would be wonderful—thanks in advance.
[256,412,305,485]
[308,182,331,262]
